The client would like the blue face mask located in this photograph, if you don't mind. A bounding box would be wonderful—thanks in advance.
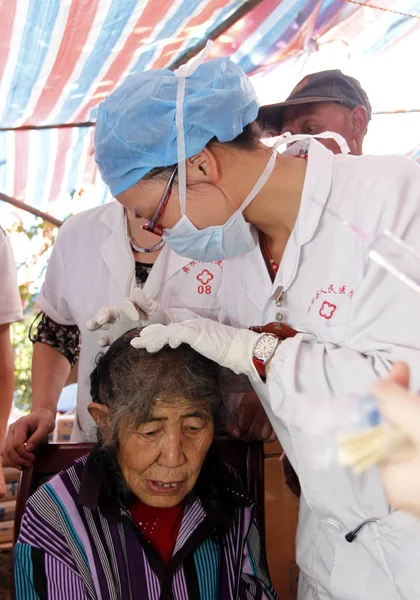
[161,47,278,262]
[165,45,350,263]
[163,206,257,262]
[162,146,278,261]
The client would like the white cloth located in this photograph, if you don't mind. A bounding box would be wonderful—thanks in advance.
[217,140,420,600]
[36,201,224,441]
[0,228,23,325]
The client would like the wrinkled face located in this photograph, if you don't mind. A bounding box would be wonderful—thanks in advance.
[118,400,214,507]
[282,102,357,154]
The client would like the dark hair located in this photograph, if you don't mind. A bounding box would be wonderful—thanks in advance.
[90,328,222,448]
[88,329,247,528]
[141,120,272,184]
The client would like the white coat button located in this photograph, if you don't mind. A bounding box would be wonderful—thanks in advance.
[323,519,342,533]
[276,312,283,322]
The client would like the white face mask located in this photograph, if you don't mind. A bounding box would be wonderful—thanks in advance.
[164,45,350,262]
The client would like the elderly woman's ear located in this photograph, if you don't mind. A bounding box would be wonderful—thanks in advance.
[88,403,111,439]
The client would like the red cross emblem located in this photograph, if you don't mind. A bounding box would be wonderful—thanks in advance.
[319,301,337,320]
[196,269,214,285]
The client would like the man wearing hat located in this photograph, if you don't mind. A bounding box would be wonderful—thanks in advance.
[259,69,371,155]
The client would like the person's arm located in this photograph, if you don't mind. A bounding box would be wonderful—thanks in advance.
[372,362,420,517]
[2,340,72,468]
[14,542,89,599]
[238,508,279,599]
[29,311,80,418]
[32,341,71,414]
[2,226,80,468]
[3,311,80,468]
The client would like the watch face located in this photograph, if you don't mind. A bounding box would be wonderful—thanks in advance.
[254,335,277,359]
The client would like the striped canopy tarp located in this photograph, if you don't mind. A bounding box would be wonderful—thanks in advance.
[0,0,419,214]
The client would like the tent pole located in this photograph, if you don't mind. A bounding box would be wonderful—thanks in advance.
[0,121,95,132]
[0,193,63,227]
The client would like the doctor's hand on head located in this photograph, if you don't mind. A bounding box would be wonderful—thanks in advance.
[86,288,173,347]
[372,362,420,518]
[131,318,265,381]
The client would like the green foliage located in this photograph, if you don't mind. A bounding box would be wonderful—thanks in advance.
[11,316,34,413]
[7,199,76,411]
[11,218,57,313]
[9,217,61,410]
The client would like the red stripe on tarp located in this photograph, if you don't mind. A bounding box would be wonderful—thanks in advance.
[74,0,175,123]
[13,130,30,200]
[48,129,73,203]
[23,0,100,126]
[150,0,229,69]
[249,1,322,73]
[0,0,17,88]
[209,0,279,58]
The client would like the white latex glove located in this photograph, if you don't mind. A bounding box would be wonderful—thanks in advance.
[86,288,173,347]
[131,318,262,383]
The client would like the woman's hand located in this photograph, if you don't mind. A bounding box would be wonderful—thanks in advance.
[132,318,262,381]
[372,362,420,517]
[86,288,173,346]
[2,409,56,469]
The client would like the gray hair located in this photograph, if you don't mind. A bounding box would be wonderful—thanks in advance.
[90,328,223,450]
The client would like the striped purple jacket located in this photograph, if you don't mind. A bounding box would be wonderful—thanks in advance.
[15,454,278,599]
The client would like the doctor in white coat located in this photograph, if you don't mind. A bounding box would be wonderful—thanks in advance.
[91,50,420,599]
[2,201,226,456]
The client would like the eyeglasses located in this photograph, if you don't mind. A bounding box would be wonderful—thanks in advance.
[141,165,178,237]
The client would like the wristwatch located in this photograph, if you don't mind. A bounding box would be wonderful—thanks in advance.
[252,333,280,382]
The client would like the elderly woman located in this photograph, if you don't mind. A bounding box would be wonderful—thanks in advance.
[14,330,277,600]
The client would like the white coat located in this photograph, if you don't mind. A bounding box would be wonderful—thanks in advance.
[37,200,223,441]
[218,140,420,600]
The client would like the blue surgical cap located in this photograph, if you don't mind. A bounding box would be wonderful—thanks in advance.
[94,57,259,197]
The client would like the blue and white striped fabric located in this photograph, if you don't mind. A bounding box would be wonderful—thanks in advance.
[15,454,279,599]
[0,0,418,211]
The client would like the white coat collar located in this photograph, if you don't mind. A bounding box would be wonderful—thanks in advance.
[242,139,335,311]
[294,138,334,246]
[99,201,192,300]
[143,245,193,299]
[274,139,335,291]
[100,202,134,297]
